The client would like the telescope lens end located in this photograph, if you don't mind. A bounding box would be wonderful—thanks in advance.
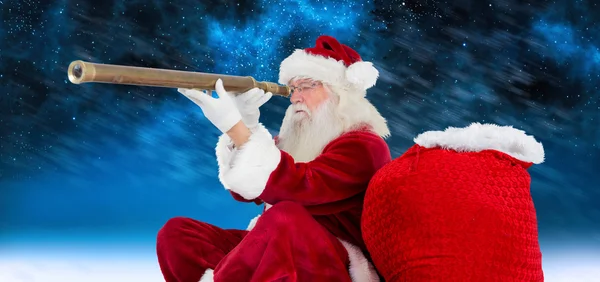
[72,64,83,79]
[67,60,86,84]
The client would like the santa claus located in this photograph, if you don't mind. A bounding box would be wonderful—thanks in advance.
[157,35,391,282]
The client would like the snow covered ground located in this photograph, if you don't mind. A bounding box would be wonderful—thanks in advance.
[0,256,163,282]
[0,243,162,282]
[0,246,598,282]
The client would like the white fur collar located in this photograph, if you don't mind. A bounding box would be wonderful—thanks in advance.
[414,122,545,164]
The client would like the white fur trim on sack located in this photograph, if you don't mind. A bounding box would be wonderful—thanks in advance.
[278,49,379,91]
[414,122,545,164]
[199,268,214,282]
[218,123,281,200]
[339,239,380,282]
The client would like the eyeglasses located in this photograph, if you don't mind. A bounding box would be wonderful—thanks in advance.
[289,81,321,96]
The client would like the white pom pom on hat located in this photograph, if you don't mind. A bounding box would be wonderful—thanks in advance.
[278,35,379,92]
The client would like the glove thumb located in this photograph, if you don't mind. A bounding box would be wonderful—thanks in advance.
[214,79,232,102]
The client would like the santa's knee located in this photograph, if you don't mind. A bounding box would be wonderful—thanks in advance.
[269,200,305,213]
[259,201,311,231]
[157,217,194,249]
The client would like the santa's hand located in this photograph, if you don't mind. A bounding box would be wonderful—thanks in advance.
[178,79,242,133]
[229,88,273,129]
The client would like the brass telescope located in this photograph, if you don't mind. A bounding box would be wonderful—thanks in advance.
[67,60,290,97]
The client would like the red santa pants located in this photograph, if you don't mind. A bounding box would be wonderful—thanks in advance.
[157,201,351,282]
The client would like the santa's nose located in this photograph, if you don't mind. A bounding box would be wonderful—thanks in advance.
[290,91,304,104]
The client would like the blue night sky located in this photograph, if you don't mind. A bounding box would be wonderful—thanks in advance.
[1,0,599,280]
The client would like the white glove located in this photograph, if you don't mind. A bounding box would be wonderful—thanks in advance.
[229,88,273,129]
[178,79,242,133]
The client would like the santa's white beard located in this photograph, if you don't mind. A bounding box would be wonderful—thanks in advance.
[277,99,346,162]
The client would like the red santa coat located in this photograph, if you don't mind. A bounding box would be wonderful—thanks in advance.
[362,123,545,281]
[216,124,392,281]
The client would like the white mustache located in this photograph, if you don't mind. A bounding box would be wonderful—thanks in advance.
[292,104,311,115]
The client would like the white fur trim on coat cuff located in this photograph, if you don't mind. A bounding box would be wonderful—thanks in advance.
[338,239,380,282]
[221,124,281,200]
[414,122,545,164]
[215,133,236,191]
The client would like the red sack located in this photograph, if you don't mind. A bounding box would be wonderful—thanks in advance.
[362,123,545,282]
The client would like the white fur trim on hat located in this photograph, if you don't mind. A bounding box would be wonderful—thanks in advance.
[414,122,545,164]
[279,49,379,90]
[346,61,379,90]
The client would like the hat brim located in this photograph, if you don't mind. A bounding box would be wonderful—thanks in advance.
[278,49,379,91]
[278,49,348,86]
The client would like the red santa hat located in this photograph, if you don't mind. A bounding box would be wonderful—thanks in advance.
[278,35,379,92]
